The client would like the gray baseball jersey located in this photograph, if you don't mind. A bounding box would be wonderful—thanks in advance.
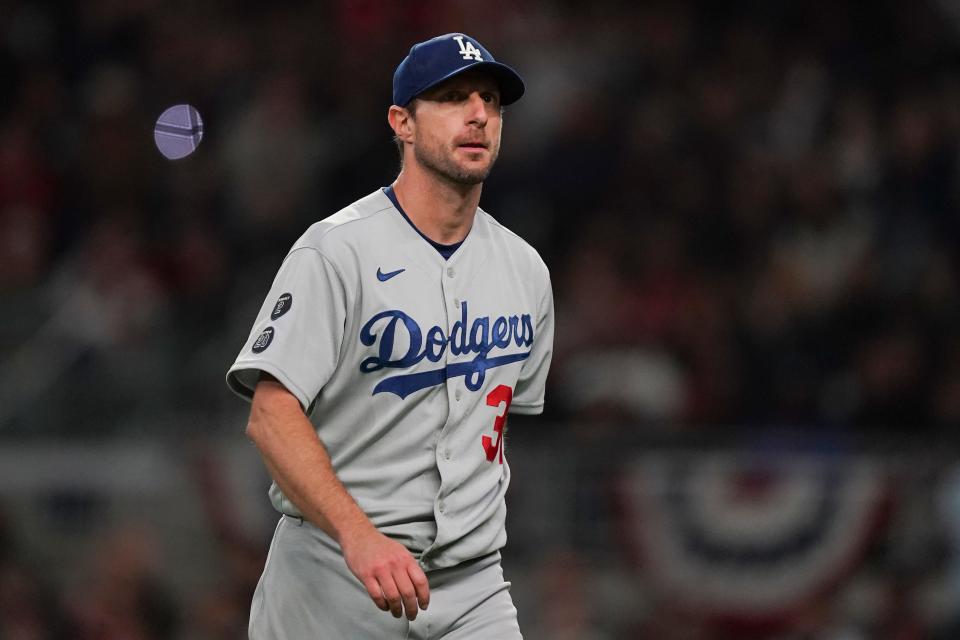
[227,188,553,570]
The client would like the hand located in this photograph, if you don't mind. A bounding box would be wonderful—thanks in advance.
[340,527,430,621]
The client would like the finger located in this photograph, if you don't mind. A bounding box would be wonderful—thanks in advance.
[378,574,404,618]
[407,563,430,611]
[362,577,389,612]
[392,569,419,621]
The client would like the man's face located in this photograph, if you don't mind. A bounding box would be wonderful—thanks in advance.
[408,71,503,185]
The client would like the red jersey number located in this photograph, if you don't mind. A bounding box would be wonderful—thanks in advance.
[482,385,512,464]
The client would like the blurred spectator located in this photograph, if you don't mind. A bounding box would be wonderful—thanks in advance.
[0,508,64,639]
[529,547,613,640]
[219,70,328,253]
[62,523,178,640]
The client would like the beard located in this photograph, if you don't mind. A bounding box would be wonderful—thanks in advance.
[413,137,499,186]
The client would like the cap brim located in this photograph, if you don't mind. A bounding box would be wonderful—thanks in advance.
[412,61,525,106]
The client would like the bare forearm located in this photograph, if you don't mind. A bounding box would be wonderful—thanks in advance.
[245,376,430,620]
[247,379,375,544]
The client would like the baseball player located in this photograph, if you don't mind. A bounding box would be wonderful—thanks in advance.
[227,33,553,638]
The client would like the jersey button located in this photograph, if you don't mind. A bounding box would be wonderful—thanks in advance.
[444,449,451,460]
[455,389,462,401]
[438,501,446,514]
[454,298,460,308]
[446,267,455,278]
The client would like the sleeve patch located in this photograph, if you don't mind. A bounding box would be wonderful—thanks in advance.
[252,327,275,353]
[271,293,293,320]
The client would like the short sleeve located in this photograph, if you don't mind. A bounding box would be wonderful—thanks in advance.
[226,248,347,412]
[510,274,554,415]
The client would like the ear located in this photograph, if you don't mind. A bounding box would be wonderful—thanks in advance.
[388,105,415,143]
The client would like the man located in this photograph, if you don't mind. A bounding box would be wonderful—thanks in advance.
[227,33,554,638]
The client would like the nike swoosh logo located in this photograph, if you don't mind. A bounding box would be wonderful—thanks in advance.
[377,267,406,282]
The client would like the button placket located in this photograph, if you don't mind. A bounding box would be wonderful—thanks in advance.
[435,261,460,542]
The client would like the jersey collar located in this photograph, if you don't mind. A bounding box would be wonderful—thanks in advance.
[382,185,465,260]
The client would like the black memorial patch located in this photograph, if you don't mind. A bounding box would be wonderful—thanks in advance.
[271,293,293,320]
[252,327,275,353]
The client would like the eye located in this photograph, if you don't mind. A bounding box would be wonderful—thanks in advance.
[442,90,466,102]
[481,92,500,106]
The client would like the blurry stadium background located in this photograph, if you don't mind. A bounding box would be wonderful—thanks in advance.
[2,1,960,638]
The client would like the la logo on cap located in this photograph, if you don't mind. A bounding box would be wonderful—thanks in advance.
[453,35,483,61]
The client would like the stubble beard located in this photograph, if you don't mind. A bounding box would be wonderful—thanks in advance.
[414,139,499,186]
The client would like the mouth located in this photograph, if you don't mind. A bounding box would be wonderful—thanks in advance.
[457,141,488,151]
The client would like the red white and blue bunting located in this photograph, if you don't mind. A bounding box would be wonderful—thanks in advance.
[616,453,888,624]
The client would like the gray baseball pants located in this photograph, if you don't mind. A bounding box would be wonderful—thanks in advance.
[249,515,523,639]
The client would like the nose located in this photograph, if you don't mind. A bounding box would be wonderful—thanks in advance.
[465,92,488,127]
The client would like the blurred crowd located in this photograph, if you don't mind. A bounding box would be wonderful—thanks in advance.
[2,0,960,638]
[2,0,960,435]
[0,451,266,640]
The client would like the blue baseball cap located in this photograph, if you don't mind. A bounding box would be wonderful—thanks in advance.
[392,33,525,108]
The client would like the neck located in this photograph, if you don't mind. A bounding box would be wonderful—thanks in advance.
[391,163,482,245]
